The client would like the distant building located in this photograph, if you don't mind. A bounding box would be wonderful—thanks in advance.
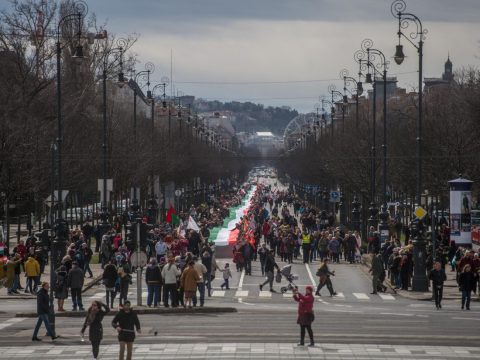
[424,56,454,90]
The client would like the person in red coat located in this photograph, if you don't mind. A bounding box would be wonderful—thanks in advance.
[293,285,315,347]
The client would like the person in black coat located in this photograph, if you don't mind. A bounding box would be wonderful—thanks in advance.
[32,282,58,341]
[111,301,141,360]
[102,260,118,308]
[81,301,109,359]
[459,264,475,310]
[428,261,447,309]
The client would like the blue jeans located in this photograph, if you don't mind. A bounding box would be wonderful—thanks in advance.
[33,314,54,338]
[221,278,229,289]
[84,261,93,277]
[193,282,205,306]
[204,272,212,296]
[461,289,471,309]
[147,284,161,306]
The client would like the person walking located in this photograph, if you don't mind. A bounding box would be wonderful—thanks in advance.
[369,253,384,295]
[428,261,447,310]
[81,301,109,360]
[257,244,268,276]
[315,259,337,296]
[293,286,315,347]
[301,230,312,264]
[193,257,207,307]
[24,256,40,294]
[102,260,118,308]
[259,250,280,292]
[118,268,131,307]
[54,265,68,312]
[180,260,200,308]
[67,261,85,311]
[459,264,475,310]
[111,301,141,360]
[32,282,58,341]
[145,258,162,307]
[161,257,181,307]
[220,263,232,290]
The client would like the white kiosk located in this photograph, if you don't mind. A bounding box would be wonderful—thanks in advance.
[448,176,473,246]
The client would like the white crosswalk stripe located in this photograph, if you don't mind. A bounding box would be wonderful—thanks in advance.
[211,290,225,297]
[235,290,248,297]
[0,318,26,330]
[353,292,370,300]
[378,293,396,300]
[334,292,345,299]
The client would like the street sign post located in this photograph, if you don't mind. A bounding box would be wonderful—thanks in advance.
[330,191,340,203]
[414,206,427,220]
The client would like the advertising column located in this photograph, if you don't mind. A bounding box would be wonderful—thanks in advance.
[448,177,473,247]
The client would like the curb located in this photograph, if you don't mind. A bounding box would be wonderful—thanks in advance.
[82,274,103,293]
[15,307,238,318]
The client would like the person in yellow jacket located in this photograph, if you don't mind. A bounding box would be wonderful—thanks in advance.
[24,256,40,294]
[301,230,312,264]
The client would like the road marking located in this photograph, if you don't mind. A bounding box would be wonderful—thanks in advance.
[380,312,414,317]
[0,317,26,330]
[334,292,345,299]
[238,298,255,306]
[378,293,395,300]
[452,317,478,321]
[259,291,272,298]
[211,290,225,297]
[235,290,249,297]
[89,292,105,299]
[353,292,370,300]
[305,263,317,287]
[283,293,293,298]
[238,269,245,290]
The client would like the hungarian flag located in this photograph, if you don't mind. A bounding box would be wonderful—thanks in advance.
[166,205,180,226]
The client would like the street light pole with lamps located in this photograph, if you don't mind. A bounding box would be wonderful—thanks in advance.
[391,0,429,292]
[328,84,346,134]
[100,39,127,235]
[339,68,363,129]
[52,0,88,337]
[131,62,155,214]
[146,78,170,224]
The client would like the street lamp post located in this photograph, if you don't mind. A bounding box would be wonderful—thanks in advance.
[100,39,126,235]
[391,0,428,291]
[339,68,363,129]
[132,62,155,214]
[328,85,345,133]
[147,77,169,225]
[52,0,88,337]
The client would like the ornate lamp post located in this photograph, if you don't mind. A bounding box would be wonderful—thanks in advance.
[339,68,363,129]
[100,39,126,235]
[328,84,346,133]
[147,77,169,225]
[391,0,428,292]
[132,62,155,214]
[52,0,88,336]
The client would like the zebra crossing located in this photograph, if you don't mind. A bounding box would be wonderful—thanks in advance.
[78,287,398,305]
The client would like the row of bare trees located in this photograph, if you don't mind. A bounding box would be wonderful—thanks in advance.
[278,67,480,210]
[0,0,249,224]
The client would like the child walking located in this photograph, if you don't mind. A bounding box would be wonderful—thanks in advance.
[220,263,232,290]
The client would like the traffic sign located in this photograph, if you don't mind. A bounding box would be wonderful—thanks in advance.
[330,191,340,203]
[131,251,148,268]
[414,206,427,220]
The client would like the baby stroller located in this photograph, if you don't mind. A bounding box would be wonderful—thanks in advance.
[279,264,299,294]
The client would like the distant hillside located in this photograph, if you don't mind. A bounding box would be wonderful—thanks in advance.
[194,100,298,136]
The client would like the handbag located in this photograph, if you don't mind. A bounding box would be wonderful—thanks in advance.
[275,270,282,283]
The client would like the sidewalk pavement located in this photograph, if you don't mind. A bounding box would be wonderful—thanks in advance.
[361,254,480,302]
[1,343,479,360]
[0,263,103,300]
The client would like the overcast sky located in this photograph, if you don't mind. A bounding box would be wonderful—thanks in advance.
[4,0,479,112]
